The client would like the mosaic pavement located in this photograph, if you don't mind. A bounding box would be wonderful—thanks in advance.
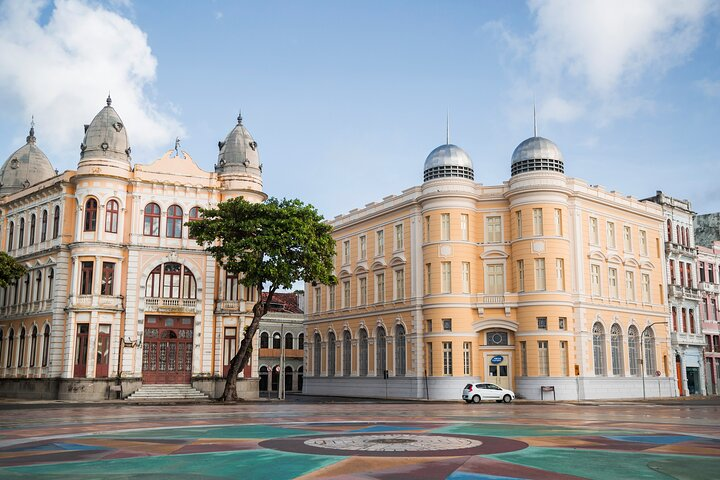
[0,400,718,479]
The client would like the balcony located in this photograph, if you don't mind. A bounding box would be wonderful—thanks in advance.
[665,242,697,257]
[68,295,123,310]
[671,332,706,346]
[144,297,199,314]
[699,282,720,294]
[259,348,305,359]
[669,285,700,301]
[215,300,249,314]
[0,299,53,318]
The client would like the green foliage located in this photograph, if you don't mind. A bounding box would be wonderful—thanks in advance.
[187,196,337,291]
[0,251,25,288]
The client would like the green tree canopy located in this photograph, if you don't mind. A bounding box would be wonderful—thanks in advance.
[0,251,25,288]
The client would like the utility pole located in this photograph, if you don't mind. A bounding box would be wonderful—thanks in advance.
[279,323,285,400]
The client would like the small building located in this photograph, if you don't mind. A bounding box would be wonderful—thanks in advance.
[697,242,720,394]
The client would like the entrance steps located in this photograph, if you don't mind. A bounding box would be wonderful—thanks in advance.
[126,384,210,401]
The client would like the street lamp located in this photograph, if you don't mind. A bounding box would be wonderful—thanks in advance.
[641,321,666,400]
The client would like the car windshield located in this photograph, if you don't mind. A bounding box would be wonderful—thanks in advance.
[488,384,502,390]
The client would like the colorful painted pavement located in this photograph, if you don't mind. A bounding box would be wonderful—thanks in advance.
[0,401,718,479]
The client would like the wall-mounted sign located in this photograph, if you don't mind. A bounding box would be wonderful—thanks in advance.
[491,355,504,364]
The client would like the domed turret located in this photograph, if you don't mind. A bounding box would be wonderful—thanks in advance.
[79,95,131,168]
[510,136,564,176]
[0,123,55,196]
[215,112,260,175]
[423,144,474,182]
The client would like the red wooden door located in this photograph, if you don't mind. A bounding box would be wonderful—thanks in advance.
[74,324,89,377]
[96,325,110,378]
[142,317,193,384]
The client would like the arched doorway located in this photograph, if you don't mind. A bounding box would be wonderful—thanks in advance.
[259,366,269,391]
[285,365,293,392]
[142,317,193,384]
[271,365,280,391]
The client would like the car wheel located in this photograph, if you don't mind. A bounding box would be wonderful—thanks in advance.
[502,394,512,403]
[472,395,481,403]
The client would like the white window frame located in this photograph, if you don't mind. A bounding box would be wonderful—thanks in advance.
[314,287,321,313]
[375,272,385,303]
[626,270,635,302]
[342,280,351,308]
[640,230,648,256]
[394,223,404,251]
[590,217,599,245]
[394,268,405,300]
[607,221,616,249]
[609,267,618,299]
[591,264,601,296]
[554,208,562,236]
[538,340,549,376]
[342,240,350,265]
[534,258,546,291]
[641,273,651,303]
[441,262,452,294]
[328,285,336,310]
[555,258,565,291]
[533,208,543,236]
[486,216,501,243]
[517,259,525,292]
[440,214,450,241]
[623,226,632,252]
[358,276,367,306]
[460,214,469,241]
[359,235,367,260]
[486,263,504,295]
[462,262,470,294]
[425,263,432,295]
[516,211,522,239]
[376,229,384,256]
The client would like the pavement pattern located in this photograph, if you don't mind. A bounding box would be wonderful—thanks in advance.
[0,397,718,479]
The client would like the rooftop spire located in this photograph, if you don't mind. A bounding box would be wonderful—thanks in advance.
[106,92,112,107]
[237,110,243,125]
[27,116,36,144]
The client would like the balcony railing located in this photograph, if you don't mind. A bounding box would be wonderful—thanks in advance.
[483,295,505,305]
[67,295,123,310]
[671,332,706,346]
[699,282,720,294]
[666,242,697,256]
[669,285,700,300]
[0,299,53,317]
[215,300,248,313]
[144,297,198,313]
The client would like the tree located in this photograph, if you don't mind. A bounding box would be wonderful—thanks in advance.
[188,197,336,401]
[0,251,25,288]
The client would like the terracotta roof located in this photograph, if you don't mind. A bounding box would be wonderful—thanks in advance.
[262,292,303,314]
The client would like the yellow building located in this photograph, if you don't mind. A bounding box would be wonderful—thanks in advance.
[305,134,676,400]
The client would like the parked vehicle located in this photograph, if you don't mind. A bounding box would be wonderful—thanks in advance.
[462,383,515,403]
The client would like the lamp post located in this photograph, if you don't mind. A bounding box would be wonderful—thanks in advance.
[641,321,666,400]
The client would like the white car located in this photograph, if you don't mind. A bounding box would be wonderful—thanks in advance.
[462,383,515,403]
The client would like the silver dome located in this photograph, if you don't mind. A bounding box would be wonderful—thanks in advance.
[215,113,260,175]
[0,125,55,196]
[510,136,564,176]
[80,95,130,163]
[423,144,474,182]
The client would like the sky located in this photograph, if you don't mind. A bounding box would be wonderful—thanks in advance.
[1,0,719,218]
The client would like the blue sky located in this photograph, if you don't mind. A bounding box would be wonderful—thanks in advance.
[1,0,719,217]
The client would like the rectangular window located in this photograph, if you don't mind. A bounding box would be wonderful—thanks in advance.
[560,341,569,376]
[559,317,566,330]
[343,280,350,308]
[80,261,93,295]
[623,225,632,252]
[463,342,471,375]
[640,230,648,255]
[487,264,504,295]
[441,214,450,241]
[375,273,385,303]
[486,216,501,243]
[342,240,350,265]
[554,208,563,236]
[607,222,616,249]
[358,277,367,305]
[590,217,599,245]
[442,342,453,375]
[555,258,565,291]
[460,214,469,241]
[609,267,618,298]
[359,235,367,260]
[395,268,405,300]
[520,341,528,376]
[427,343,433,375]
[441,262,452,293]
[443,319,452,331]
[376,230,384,256]
[534,258,546,291]
[533,208,543,236]
[225,273,238,301]
[100,262,114,296]
[395,223,404,250]
[314,287,321,313]
[462,262,471,294]
[424,216,431,242]
[425,263,432,295]
[642,273,651,303]
[591,264,601,296]
[537,317,547,330]
[626,271,635,301]
[516,211,523,238]
[538,341,549,376]
[426,319,432,332]
[517,259,525,292]
[329,285,336,310]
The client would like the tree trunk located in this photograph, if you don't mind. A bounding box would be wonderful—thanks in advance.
[220,285,276,401]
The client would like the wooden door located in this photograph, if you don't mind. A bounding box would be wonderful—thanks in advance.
[96,325,110,378]
[142,317,193,384]
[74,324,89,377]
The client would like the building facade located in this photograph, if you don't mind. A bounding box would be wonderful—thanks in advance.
[0,99,268,400]
[644,192,706,395]
[697,242,720,395]
[305,135,676,400]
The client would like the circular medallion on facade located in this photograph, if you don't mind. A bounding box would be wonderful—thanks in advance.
[260,433,527,457]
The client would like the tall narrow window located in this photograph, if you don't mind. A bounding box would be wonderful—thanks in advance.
[611,324,623,376]
[343,280,350,308]
[441,214,450,241]
[462,262,471,294]
[376,230,384,256]
[29,214,36,245]
[143,203,160,236]
[47,268,54,300]
[18,328,26,367]
[343,330,351,376]
[640,230,648,255]
[396,324,406,376]
[520,341,528,376]
[623,225,632,252]
[590,217,599,244]
[643,330,656,376]
[395,223,404,250]
[486,216,501,243]
[592,323,606,376]
[18,218,25,248]
[442,341,453,375]
[314,287,321,312]
[101,262,115,296]
[517,259,525,292]
[313,333,321,376]
[516,211,522,238]
[424,216,431,242]
[359,235,367,260]
[641,273,651,303]
[225,273,238,300]
[425,264,432,295]
[359,329,368,376]
[606,222,616,249]
[591,264,601,296]
[329,285,336,310]
[556,258,565,291]
[535,258,546,291]
[342,240,350,264]
[628,326,640,376]
[188,207,201,239]
[376,327,386,376]
[626,271,635,301]
[29,326,38,368]
[166,205,183,238]
[460,214,469,241]
[327,331,336,377]
[441,262,451,293]
[560,341,568,376]
[375,273,385,303]
[538,340,549,376]
[8,221,14,250]
[609,267,618,298]
[533,208,543,236]
[41,325,50,367]
[395,268,405,300]
[487,264,504,295]
[359,277,367,305]
[84,198,97,231]
[52,206,60,239]
[554,208,562,236]
[105,200,119,233]
[80,261,93,295]
[6,329,14,367]
[463,342,471,375]
[41,210,48,242]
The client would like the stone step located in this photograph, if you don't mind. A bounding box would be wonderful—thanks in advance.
[126,384,210,401]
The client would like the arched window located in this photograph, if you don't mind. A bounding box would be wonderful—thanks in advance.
[672,307,678,331]
[610,324,623,376]
[52,206,60,239]
[298,333,304,350]
[259,366,268,391]
[689,309,695,334]
[29,214,36,245]
[41,210,48,242]
[47,268,54,300]
[188,207,201,239]
[84,198,97,231]
[676,225,681,245]
[144,263,196,299]
[285,332,293,349]
[35,271,42,301]
[260,332,269,349]
[143,203,161,236]
[313,333,321,376]
[592,322,606,376]
[18,328,26,368]
[8,221,14,250]
[285,365,293,392]
[166,205,183,238]
[29,326,38,368]
[272,332,281,349]
[643,329,656,376]
[18,218,25,248]
[376,326,386,376]
[666,219,672,242]
[359,329,368,376]
[395,324,406,376]
[628,326,640,376]
[343,330,351,376]
[6,329,14,367]
[105,199,119,233]
[41,325,50,367]
[686,227,691,246]
[327,331,336,377]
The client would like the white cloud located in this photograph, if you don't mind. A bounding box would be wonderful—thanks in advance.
[0,0,182,167]
[540,96,584,123]
[696,78,720,98]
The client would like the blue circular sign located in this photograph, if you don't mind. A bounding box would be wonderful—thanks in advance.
[491,355,504,364]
